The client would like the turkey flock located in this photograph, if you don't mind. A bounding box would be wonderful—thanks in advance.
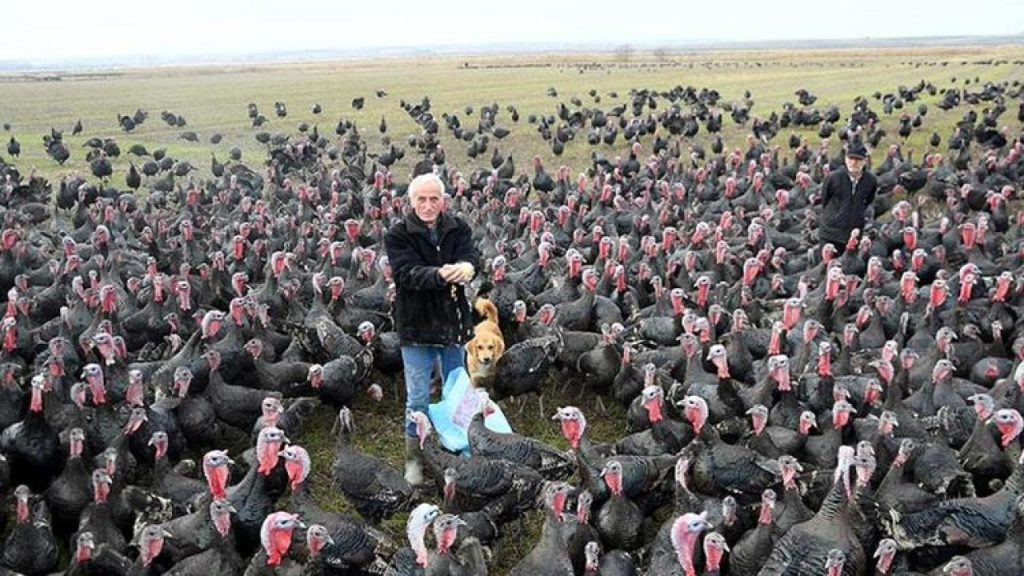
[0,59,1022,576]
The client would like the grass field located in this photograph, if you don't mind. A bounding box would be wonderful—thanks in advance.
[3,46,1024,187]
[2,45,1024,572]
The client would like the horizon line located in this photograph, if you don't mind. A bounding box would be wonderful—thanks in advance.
[2,32,1022,74]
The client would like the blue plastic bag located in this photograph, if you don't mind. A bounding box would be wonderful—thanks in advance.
[428,367,512,456]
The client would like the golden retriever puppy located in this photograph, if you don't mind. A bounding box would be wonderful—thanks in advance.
[465,298,505,386]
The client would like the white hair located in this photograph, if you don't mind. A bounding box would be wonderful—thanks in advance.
[408,173,445,199]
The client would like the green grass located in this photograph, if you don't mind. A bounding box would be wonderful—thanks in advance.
[2,46,1023,189]
[2,46,1024,573]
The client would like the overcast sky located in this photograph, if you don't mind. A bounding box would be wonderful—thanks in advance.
[5,0,1022,61]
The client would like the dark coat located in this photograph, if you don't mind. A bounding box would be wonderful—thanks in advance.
[818,167,878,245]
[384,211,480,347]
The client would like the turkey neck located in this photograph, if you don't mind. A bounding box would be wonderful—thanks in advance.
[815,297,835,332]
[453,537,488,574]
[770,389,801,428]
[715,375,745,416]
[1007,441,1024,466]
[917,366,937,403]
[535,507,573,571]
[780,481,810,518]
[289,294,314,322]
[815,470,853,523]
[177,329,203,357]
[467,412,490,449]
[574,435,610,502]
[960,415,999,461]
[552,271,581,302]
[423,435,462,477]
[883,368,909,411]
[694,421,726,449]
[334,423,355,454]
[153,396,182,414]
[827,419,857,451]
[261,272,280,300]
[572,288,596,313]
[289,478,316,518]
[228,462,263,501]
[985,459,1024,512]
[875,455,907,498]
[684,351,712,382]
[673,479,703,516]
[740,367,772,408]
[25,403,52,431]
[1006,494,1024,550]
[152,451,175,482]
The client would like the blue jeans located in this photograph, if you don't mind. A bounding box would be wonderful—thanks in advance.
[401,345,465,437]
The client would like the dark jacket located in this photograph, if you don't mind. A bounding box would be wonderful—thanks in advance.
[818,167,878,244]
[384,211,480,347]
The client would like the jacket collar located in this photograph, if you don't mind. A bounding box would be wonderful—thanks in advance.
[406,211,458,236]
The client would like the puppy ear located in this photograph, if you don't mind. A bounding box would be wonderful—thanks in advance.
[494,338,505,358]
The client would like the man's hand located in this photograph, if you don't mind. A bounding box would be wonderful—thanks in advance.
[453,262,474,283]
[438,262,474,284]
[438,264,460,283]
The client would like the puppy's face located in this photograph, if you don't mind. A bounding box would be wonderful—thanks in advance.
[470,334,503,366]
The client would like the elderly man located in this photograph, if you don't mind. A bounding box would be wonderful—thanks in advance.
[818,139,878,255]
[384,173,480,484]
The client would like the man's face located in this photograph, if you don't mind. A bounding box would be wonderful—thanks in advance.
[845,156,865,177]
[411,183,443,224]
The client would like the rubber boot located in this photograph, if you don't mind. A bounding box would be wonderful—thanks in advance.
[404,436,425,486]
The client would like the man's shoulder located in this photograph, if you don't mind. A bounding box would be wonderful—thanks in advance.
[821,170,842,192]
[441,212,472,232]
[387,217,411,233]
[385,219,412,241]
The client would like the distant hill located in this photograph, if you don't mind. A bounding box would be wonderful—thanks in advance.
[1,34,1021,73]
